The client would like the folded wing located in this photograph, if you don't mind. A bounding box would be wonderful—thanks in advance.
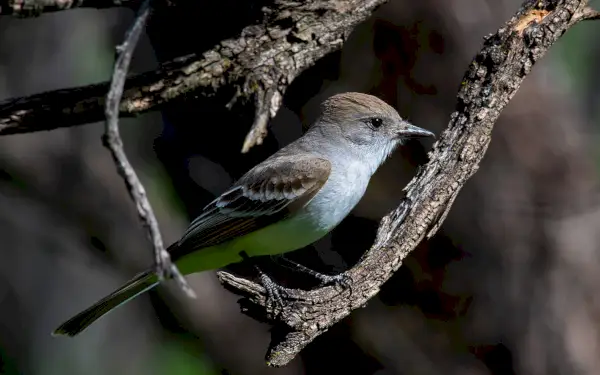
[169,155,331,260]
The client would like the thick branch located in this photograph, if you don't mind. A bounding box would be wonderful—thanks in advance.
[0,0,138,16]
[216,0,600,367]
[0,0,387,153]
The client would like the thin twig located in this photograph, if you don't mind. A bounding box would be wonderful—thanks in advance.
[241,85,280,153]
[573,5,600,20]
[102,0,196,299]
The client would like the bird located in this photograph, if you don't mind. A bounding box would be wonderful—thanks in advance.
[52,92,435,337]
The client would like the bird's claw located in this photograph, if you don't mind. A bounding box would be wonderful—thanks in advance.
[258,272,290,314]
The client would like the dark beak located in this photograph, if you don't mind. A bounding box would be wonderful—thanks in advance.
[401,123,435,139]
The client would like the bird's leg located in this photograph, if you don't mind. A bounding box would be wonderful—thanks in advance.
[239,251,291,312]
[272,255,352,289]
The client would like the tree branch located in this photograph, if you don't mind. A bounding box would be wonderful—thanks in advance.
[0,0,138,17]
[216,0,600,367]
[101,0,195,298]
[0,0,387,153]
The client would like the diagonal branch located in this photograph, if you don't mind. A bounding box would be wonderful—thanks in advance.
[0,0,388,153]
[0,0,139,17]
[216,0,600,367]
[102,0,194,297]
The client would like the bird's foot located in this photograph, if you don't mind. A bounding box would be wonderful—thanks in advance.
[257,269,293,314]
[240,251,292,314]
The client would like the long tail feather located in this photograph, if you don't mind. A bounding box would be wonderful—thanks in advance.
[52,269,158,337]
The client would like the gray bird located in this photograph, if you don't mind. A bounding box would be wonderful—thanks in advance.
[53,92,434,337]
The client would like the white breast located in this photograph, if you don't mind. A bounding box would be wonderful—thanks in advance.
[297,159,371,231]
[221,159,372,258]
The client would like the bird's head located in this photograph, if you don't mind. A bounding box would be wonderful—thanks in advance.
[315,92,435,169]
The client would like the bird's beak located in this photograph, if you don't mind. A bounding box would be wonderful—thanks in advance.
[400,123,435,139]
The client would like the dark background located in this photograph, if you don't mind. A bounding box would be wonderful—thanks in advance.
[0,0,599,374]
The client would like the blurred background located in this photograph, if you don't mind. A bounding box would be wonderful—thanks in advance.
[1,0,599,374]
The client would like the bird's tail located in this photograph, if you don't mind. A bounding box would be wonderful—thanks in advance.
[52,269,158,337]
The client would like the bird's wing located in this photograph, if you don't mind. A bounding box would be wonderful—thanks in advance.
[169,155,331,260]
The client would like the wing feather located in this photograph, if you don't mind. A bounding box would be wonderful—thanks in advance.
[169,155,331,261]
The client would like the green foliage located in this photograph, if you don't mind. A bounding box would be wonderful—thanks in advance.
[154,340,218,375]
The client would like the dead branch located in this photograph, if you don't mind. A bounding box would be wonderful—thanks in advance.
[216,0,600,367]
[0,0,387,153]
[101,0,195,297]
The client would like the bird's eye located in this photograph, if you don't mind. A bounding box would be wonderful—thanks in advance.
[368,118,383,129]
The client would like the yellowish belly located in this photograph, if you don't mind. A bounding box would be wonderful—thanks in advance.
[175,216,328,275]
